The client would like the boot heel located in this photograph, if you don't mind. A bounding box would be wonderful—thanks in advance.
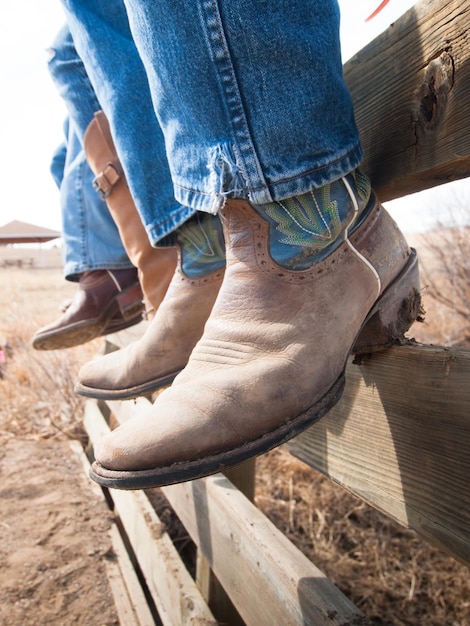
[353,249,422,354]
[115,282,145,321]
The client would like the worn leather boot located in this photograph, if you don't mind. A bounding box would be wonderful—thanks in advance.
[32,268,144,350]
[84,111,177,316]
[75,212,225,399]
[90,173,421,490]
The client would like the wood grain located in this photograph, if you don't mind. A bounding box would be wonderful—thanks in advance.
[287,344,470,567]
[345,0,470,201]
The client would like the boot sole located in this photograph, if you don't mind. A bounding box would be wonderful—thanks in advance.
[75,369,181,400]
[32,311,143,350]
[89,250,421,490]
[90,373,345,490]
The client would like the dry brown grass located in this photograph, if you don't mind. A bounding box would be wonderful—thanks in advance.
[256,450,470,625]
[1,256,469,625]
[416,226,470,347]
[0,268,99,444]
[406,227,470,348]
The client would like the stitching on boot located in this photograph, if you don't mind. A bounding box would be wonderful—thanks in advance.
[230,201,380,284]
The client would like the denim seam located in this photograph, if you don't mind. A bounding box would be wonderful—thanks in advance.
[248,145,362,193]
[78,158,90,266]
[202,0,268,197]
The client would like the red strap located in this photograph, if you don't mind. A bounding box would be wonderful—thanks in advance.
[365,0,391,22]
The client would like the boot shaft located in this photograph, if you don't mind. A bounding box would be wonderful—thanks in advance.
[175,211,226,279]
[83,111,177,312]
[251,171,372,270]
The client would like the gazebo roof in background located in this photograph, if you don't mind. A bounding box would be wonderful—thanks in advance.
[0,220,61,245]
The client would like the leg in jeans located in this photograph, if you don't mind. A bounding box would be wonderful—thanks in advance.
[122,0,362,212]
[87,0,421,489]
[47,9,225,395]
[46,41,131,280]
[31,26,144,350]
[57,5,190,241]
[32,120,144,350]
[46,24,178,314]
[59,122,133,280]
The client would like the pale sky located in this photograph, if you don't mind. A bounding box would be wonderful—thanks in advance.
[2,0,463,235]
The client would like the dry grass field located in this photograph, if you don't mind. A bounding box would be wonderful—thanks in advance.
[0,243,469,625]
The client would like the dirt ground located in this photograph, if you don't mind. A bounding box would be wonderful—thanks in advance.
[0,260,469,626]
[0,438,118,626]
[0,267,120,625]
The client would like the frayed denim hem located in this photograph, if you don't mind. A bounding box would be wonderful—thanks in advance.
[173,142,363,214]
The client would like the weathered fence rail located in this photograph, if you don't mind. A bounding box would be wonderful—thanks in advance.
[81,0,470,623]
[347,0,470,201]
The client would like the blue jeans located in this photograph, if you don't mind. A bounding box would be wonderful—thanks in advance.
[56,10,191,244]
[48,27,134,280]
[51,119,133,281]
[61,0,361,232]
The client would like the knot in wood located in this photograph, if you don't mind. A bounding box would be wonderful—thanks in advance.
[419,52,454,131]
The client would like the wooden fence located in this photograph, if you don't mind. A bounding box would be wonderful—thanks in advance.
[81,0,470,623]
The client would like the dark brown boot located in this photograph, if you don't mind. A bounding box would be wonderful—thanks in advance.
[32,268,143,350]
[84,111,177,316]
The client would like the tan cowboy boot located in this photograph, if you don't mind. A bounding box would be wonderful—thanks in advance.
[84,111,177,316]
[75,211,225,399]
[90,172,421,490]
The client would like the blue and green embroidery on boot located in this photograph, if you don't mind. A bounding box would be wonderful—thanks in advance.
[354,169,372,204]
[176,212,226,278]
[253,171,371,270]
